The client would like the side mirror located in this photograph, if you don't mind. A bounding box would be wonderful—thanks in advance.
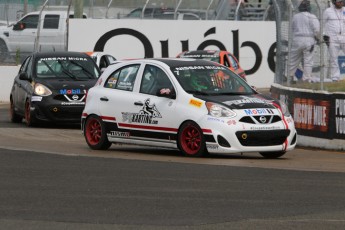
[19,72,31,81]
[156,87,176,99]
[13,22,25,31]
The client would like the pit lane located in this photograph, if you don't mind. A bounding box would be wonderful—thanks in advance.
[1,103,344,173]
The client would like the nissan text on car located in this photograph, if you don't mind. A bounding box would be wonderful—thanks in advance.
[82,58,297,158]
[177,50,247,80]
[10,51,100,126]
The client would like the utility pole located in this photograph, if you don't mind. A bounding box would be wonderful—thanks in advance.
[74,0,84,18]
[23,0,28,15]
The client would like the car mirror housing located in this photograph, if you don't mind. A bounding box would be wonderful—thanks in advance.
[156,88,176,99]
[13,22,25,31]
[19,72,31,81]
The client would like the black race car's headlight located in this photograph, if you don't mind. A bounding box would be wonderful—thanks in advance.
[206,102,236,118]
[34,83,52,96]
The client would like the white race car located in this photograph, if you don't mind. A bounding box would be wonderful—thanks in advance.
[82,58,297,158]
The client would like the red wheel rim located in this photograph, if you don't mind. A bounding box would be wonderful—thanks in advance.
[25,102,31,124]
[181,125,202,155]
[86,118,102,145]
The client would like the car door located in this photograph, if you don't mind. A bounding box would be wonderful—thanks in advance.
[98,63,142,128]
[39,14,64,52]
[8,14,38,53]
[13,55,33,114]
[99,63,177,143]
[134,64,178,138]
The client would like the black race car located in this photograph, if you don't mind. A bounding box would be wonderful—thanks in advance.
[10,51,100,126]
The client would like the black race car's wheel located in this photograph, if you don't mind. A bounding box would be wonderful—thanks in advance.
[84,115,111,150]
[178,121,206,157]
[10,98,23,123]
[24,100,37,127]
[259,151,286,159]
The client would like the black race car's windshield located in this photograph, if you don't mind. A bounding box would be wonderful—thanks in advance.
[171,65,254,95]
[35,56,100,80]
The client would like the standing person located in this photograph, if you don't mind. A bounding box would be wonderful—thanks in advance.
[323,0,345,82]
[288,0,320,82]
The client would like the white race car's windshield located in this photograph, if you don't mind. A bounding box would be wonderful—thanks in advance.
[36,57,100,80]
[171,65,254,95]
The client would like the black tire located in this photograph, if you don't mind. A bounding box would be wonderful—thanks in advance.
[84,114,112,150]
[259,151,286,159]
[177,121,206,157]
[24,100,37,127]
[9,98,23,123]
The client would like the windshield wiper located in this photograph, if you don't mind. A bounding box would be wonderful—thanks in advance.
[69,60,96,79]
[57,60,79,80]
[41,60,59,78]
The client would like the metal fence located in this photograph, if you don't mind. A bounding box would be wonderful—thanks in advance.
[274,0,342,91]
[1,0,342,93]
[0,0,272,21]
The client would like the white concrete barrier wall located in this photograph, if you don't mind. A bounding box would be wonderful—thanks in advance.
[0,65,19,103]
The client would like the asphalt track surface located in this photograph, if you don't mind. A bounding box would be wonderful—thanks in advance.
[1,103,345,229]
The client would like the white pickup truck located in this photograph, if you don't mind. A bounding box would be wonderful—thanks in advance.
[0,11,86,62]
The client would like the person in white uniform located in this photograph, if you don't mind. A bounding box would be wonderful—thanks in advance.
[323,0,345,82]
[288,0,320,82]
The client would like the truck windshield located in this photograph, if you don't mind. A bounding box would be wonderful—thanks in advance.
[36,56,100,80]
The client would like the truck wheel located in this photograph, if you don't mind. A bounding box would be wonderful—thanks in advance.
[0,39,9,63]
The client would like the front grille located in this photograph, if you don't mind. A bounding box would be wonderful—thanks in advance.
[239,115,282,124]
[54,94,85,102]
[236,129,290,146]
[49,106,83,119]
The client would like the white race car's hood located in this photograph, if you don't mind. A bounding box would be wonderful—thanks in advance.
[194,94,277,110]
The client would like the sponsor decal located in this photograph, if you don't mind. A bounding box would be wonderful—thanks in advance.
[183,54,217,58]
[227,120,236,125]
[108,131,130,138]
[122,98,161,124]
[31,96,42,102]
[189,99,203,108]
[285,117,293,123]
[61,101,85,105]
[38,57,88,62]
[250,126,280,130]
[60,89,81,95]
[207,117,224,123]
[224,96,270,106]
[293,98,329,132]
[335,99,345,134]
[243,108,274,115]
[174,65,226,71]
[206,144,219,150]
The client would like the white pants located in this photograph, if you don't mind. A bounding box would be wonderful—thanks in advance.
[328,35,345,81]
[288,36,315,80]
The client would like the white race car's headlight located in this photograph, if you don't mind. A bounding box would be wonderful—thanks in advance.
[34,83,52,96]
[279,100,290,116]
[206,102,236,118]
